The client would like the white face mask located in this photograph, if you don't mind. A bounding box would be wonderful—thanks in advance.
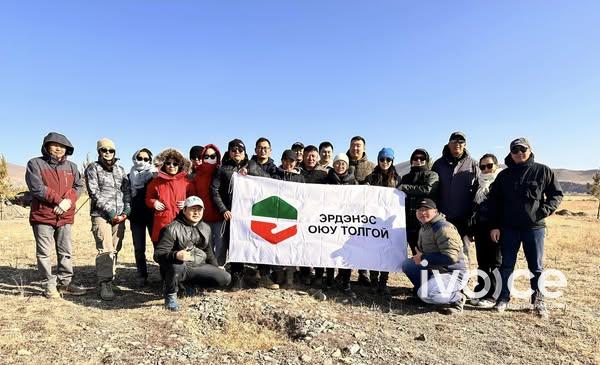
[134,160,150,170]
[204,156,217,165]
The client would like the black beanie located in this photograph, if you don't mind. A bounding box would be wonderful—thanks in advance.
[189,145,204,160]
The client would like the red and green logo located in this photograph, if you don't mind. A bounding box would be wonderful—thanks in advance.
[251,196,298,244]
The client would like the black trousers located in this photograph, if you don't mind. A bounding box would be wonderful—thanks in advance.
[130,220,152,278]
[164,262,231,295]
[473,225,501,298]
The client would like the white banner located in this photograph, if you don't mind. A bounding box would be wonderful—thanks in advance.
[229,174,407,272]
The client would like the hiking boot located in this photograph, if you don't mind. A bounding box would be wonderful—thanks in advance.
[440,294,466,315]
[58,283,87,296]
[301,274,312,286]
[99,282,115,301]
[357,272,371,287]
[533,290,549,319]
[341,285,357,300]
[258,275,279,290]
[165,293,179,311]
[229,273,244,292]
[44,286,61,299]
[494,299,509,313]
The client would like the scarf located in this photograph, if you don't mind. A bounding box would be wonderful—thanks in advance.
[130,160,157,197]
[474,170,500,204]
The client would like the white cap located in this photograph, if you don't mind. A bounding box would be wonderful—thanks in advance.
[183,196,204,208]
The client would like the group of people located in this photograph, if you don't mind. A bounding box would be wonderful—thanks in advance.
[25,131,563,317]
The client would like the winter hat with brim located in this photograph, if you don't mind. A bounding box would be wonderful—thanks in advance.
[449,132,466,143]
[97,138,116,151]
[377,148,394,161]
[282,149,296,161]
[184,196,204,208]
[189,145,204,160]
[228,139,246,152]
[333,153,349,165]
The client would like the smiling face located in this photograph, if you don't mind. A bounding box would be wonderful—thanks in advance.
[183,205,204,224]
[164,158,180,175]
[320,146,333,164]
[333,160,348,175]
[46,142,67,160]
[304,150,319,169]
[510,145,531,164]
[416,207,437,224]
[255,141,271,160]
[378,157,392,171]
[281,157,296,172]
[479,156,498,173]
[99,147,115,161]
[349,140,364,160]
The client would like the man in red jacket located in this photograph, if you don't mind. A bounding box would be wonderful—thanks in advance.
[26,132,86,298]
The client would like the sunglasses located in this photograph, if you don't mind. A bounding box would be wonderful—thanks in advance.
[204,154,217,160]
[164,161,179,167]
[379,157,393,163]
[449,139,465,145]
[136,156,150,162]
[100,148,115,154]
[511,146,528,154]
[479,163,495,170]
[230,147,244,153]
[412,156,426,161]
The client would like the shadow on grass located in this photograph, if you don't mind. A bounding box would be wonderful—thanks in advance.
[0,262,164,310]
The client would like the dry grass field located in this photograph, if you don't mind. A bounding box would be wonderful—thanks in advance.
[1,196,599,364]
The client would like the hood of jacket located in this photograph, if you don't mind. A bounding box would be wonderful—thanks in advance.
[203,143,222,167]
[131,147,154,164]
[154,148,191,175]
[41,132,74,160]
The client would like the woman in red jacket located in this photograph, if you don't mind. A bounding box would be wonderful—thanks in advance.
[189,144,226,265]
[145,148,192,245]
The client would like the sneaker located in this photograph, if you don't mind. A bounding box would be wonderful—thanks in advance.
[440,294,466,315]
[494,299,509,313]
[229,273,244,292]
[99,282,115,301]
[44,287,61,299]
[533,291,548,319]
[475,298,496,309]
[165,293,179,311]
[58,283,87,296]
[258,275,279,290]
[357,273,371,287]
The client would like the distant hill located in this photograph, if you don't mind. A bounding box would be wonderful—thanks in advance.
[7,162,26,189]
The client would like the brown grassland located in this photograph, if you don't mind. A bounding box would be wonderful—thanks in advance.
[0,196,599,364]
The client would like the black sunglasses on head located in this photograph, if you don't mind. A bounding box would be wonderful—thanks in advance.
[479,163,495,170]
[511,146,528,154]
[100,148,115,154]
[136,156,150,162]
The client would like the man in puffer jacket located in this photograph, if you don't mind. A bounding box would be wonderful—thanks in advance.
[401,198,467,315]
[487,138,563,318]
[85,138,131,301]
[154,196,231,311]
[26,132,86,298]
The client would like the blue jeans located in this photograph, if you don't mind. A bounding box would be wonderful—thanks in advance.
[499,227,545,302]
[401,258,465,304]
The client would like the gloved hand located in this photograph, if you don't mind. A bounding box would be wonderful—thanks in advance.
[58,199,72,212]
[154,201,166,211]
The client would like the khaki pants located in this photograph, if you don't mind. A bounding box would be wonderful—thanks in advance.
[91,217,125,283]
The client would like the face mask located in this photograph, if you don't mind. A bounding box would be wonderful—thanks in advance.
[204,156,218,165]
[134,160,150,170]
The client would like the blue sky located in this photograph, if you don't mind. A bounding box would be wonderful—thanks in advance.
[1,1,599,170]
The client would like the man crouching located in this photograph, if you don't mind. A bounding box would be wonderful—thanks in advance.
[154,196,231,311]
[401,198,467,314]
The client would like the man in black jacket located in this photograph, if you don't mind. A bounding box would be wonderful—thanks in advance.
[154,196,231,311]
[488,138,563,317]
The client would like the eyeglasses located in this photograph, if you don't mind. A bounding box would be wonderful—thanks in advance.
[100,148,115,154]
[204,154,217,160]
[379,157,393,163]
[479,163,495,170]
[412,156,426,162]
[230,147,244,153]
[511,146,528,154]
[449,139,465,145]
[164,161,179,167]
[136,156,150,162]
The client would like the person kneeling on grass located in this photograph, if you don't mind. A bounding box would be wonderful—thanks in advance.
[401,198,467,315]
[153,196,231,311]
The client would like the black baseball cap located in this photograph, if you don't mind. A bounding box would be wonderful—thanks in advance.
[417,198,437,210]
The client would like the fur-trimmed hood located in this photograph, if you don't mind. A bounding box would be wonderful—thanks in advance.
[154,148,191,174]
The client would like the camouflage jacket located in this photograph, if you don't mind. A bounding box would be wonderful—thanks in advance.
[85,161,131,220]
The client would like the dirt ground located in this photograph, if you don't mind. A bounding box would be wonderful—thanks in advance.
[1,196,599,364]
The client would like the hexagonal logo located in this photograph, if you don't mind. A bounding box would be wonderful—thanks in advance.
[250,196,298,244]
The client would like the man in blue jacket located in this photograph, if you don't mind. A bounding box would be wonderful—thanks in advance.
[488,138,563,318]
